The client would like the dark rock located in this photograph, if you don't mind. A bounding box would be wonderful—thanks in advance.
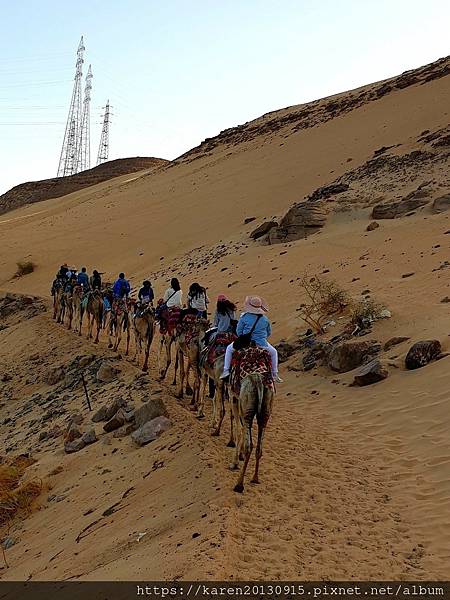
[131,416,172,446]
[81,428,98,445]
[275,340,297,363]
[328,340,381,373]
[78,355,96,368]
[402,272,415,278]
[1,373,12,382]
[91,397,126,423]
[244,217,256,224]
[353,359,389,386]
[441,296,450,303]
[112,424,135,438]
[431,193,450,214]
[383,336,410,351]
[372,186,431,219]
[250,221,278,240]
[64,439,86,453]
[103,409,127,433]
[366,221,380,231]
[405,340,442,370]
[307,183,349,202]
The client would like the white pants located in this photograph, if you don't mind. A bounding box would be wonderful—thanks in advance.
[224,342,278,375]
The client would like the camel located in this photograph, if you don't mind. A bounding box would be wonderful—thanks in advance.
[108,298,130,354]
[85,290,103,344]
[133,304,155,371]
[174,318,210,415]
[72,285,84,335]
[63,289,74,330]
[199,342,235,444]
[52,281,65,323]
[228,372,274,493]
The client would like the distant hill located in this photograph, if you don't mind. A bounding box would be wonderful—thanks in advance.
[0,157,169,215]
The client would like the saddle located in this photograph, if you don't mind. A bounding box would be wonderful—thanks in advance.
[201,332,237,369]
[230,346,273,396]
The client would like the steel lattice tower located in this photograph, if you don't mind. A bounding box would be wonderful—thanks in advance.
[57,37,85,177]
[96,100,111,166]
[78,65,93,172]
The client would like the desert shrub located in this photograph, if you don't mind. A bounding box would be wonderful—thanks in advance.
[15,260,36,277]
[0,457,41,527]
[298,273,351,333]
[350,298,385,326]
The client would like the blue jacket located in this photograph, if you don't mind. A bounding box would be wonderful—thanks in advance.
[113,278,130,299]
[236,313,271,347]
[77,272,89,287]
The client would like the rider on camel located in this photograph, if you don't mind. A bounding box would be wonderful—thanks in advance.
[220,295,282,383]
[90,269,103,291]
[77,267,90,291]
[138,280,154,306]
[186,283,209,318]
[163,278,182,308]
[113,273,131,300]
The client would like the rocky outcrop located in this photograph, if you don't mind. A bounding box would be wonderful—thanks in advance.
[134,395,168,428]
[44,366,65,386]
[366,221,380,231]
[372,186,432,219]
[431,193,450,213]
[265,201,327,244]
[328,340,381,373]
[352,359,388,386]
[91,397,127,423]
[250,221,278,240]
[307,183,349,202]
[405,340,442,370]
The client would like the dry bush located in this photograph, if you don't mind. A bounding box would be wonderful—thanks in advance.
[0,457,42,527]
[350,298,385,326]
[298,273,351,333]
[15,260,36,277]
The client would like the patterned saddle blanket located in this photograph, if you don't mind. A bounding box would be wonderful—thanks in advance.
[230,346,273,396]
[158,306,181,336]
[201,332,237,368]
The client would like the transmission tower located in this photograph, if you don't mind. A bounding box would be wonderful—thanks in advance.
[96,100,111,166]
[57,37,85,177]
[78,65,93,172]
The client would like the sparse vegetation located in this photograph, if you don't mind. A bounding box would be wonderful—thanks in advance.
[15,260,36,277]
[298,273,351,333]
[0,456,41,528]
[350,298,386,327]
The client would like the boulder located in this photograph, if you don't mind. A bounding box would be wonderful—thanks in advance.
[45,366,65,386]
[78,355,96,368]
[96,361,120,383]
[133,396,167,429]
[103,408,127,433]
[352,359,389,386]
[250,221,278,240]
[91,397,127,423]
[431,193,450,214]
[131,416,172,446]
[366,221,380,231]
[405,340,442,370]
[275,340,297,363]
[383,336,410,351]
[81,428,98,445]
[328,340,381,373]
[266,201,327,244]
[65,422,82,443]
[244,216,256,224]
[112,424,135,438]
[64,439,86,454]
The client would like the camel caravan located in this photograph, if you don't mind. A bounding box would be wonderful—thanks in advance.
[51,266,282,493]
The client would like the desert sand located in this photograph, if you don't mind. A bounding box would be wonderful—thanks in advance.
[0,56,449,580]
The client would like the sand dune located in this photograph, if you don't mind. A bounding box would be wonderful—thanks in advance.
[1,56,450,580]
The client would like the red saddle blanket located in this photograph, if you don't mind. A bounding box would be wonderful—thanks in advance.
[230,346,273,396]
[159,306,181,336]
[177,313,199,344]
[203,332,236,367]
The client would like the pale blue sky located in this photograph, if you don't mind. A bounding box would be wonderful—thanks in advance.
[1,0,449,194]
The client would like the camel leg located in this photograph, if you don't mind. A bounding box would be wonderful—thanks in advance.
[94,317,101,343]
[185,363,193,396]
[194,368,204,416]
[171,348,178,386]
[251,418,267,485]
[176,351,184,399]
[86,314,92,339]
[229,411,242,471]
[211,383,225,437]
[234,417,253,493]
[142,329,153,372]
[125,323,130,356]
[108,320,114,348]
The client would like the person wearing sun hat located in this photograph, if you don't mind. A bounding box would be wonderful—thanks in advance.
[220,295,282,383]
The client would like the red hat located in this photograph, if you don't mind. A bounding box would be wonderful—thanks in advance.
[217,294,227,301]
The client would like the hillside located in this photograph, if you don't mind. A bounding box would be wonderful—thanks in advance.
[0,157,169,216]
[1,55,450,580]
